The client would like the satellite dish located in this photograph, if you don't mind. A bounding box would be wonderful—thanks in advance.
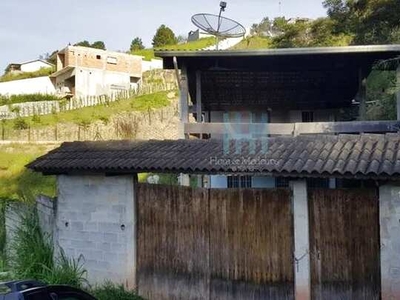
[191,2,246,50]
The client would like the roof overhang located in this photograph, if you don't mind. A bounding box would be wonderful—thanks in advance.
[50,66,75,78]
[156,45,400,111]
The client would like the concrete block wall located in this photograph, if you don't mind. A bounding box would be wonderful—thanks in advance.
[5,195,55,253]
[56,175,136,287]
[36,195,55,238]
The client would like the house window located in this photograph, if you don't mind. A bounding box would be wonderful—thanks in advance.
[96,55,101,59]
[307,178,330,188]
[227,175,252,188]
[276,177,290,188]
[107,56,118,64]
[302,111,314,122]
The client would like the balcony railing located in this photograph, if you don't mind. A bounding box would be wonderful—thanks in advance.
[184,121,400,136]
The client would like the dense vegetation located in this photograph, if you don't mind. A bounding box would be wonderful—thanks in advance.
[0,143,57,201]
[0,67,54,83]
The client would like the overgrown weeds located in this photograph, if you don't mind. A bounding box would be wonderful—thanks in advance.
[8,206,87,287]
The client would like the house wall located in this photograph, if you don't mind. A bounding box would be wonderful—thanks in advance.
[56,175,136,287]
[209,109,337,124]
[74,68,132,97]
[0,76,56,95]
[379,184,400,300]
[20,61,52,73]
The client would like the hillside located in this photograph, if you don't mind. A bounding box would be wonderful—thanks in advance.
[132,37,216,60]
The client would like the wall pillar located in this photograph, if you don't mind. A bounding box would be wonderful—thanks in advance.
[56,175,137,288]
[291,180,311,300]
[380,184,400,299]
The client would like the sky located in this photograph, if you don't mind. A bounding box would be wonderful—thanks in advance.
[0,0,327,71]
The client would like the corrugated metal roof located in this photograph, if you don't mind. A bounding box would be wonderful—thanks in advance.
[27,134,400,179]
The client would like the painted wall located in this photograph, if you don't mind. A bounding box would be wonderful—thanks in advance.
[380,184,400,300]
[0,76,56,95]
[74,68,132,97]
[20,61,52,73]
[56,175,136,287]
[291,180,311,300]
[142,59,163,72]
[209,109,336,124]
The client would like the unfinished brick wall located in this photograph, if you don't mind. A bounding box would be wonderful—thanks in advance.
[60,46,142,77]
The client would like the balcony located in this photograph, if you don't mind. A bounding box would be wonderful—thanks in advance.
[184,120,400,136]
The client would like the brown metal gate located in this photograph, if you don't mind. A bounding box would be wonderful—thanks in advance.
[309,188,380,300]
[137,184,294,300]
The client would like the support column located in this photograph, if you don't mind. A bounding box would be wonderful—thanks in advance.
[396,65,400,120]
[358,68,367,121]
[196,70,203,187]
[129,174,138,289]
[380,184,400,299]
[291,180,311,300]
[178,63,190,186]
[179,64,189,139]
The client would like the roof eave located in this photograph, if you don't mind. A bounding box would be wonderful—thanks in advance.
[155,44,400,58]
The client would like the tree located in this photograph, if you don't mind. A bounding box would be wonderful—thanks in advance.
[152,25,177,47]
[323,0,400,44]
[130,37,145,52]
[271,18,352,48]
[74,40,91,47]
[91,41,106,50]
[74,40,106,50]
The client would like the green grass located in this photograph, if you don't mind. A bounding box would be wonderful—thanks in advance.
[133,37,216,60]
[0,67,54,83]
[0,93,59,106]
[230,36,272,50]
[0,144,57,201]
[132,49,156,61]
[2,90,176,130]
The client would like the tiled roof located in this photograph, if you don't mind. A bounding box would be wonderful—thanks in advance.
[27,134,400,179]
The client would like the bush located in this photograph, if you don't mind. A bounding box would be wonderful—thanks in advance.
[90,282,144,300]
[13,118,29,130]
[9,207,54,279]
[0,93,58,106]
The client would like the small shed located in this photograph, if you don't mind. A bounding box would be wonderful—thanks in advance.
[28,134,400,300]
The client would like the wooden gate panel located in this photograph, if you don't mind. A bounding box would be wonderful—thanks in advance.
[209,188,294,300]
[138,184,294,300]
[309,189,380,300]
[137,184,210,300]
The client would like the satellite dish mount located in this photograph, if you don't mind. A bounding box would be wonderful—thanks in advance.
[191,2,245,50]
